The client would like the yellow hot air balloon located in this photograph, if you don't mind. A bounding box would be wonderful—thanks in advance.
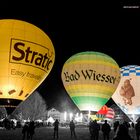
[61,51,120,115]
[112,65,140,122]
[0,19,55,114]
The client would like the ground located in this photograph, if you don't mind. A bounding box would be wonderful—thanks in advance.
[0,127,136,140]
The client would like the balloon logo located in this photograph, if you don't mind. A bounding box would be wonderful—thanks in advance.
[112,65,140,122]
[61,51,120,114]
[0,19,55,114]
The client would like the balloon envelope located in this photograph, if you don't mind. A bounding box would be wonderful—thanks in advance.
[112,65,140,122]
[61,51,120,114]
[0,19,55,114]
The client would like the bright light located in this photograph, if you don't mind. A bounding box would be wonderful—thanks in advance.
[70,113,73,121]
[64,111,67,122]
[76,113,79,117]
[35,119,43,123]
[132,114,135,120]
[80,113,83,122]
[75,113,79,122]
[75,112,83,122]
[88,110,91,120]
[47,117,55,123]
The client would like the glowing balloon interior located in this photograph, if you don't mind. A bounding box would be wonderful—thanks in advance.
[0,19,55,114]
[61,51,120,113]
[112,65,140,122]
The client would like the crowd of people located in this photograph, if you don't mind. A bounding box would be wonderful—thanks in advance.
[52,119,140,140]
[89,119,111,140]
[89,119,140,140]
[20,118,140,140]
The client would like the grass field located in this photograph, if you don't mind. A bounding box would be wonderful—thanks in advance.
[0,126,137,140]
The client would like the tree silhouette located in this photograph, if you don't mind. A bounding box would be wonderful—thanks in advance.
[13,91,48,121]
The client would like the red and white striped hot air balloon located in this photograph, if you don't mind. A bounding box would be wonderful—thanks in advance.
[105,108,115,119]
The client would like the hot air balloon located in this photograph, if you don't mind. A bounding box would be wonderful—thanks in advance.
[112,65,140,122]
[0,19,55,115]
[105,107,115,119]
[96,105,108,120]
[61,51,120,116]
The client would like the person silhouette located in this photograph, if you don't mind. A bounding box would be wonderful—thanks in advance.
[28,121,36,140]
[69,120,76,138]
[101,120,111,140]
[22,122,29,140]
[89,119,93,140]
[92,120,100,140]
[89,119,100,140]
[113,124,133,140]
[53,119,59,139]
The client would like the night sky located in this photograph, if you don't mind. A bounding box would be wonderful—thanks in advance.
[0,1,140,112]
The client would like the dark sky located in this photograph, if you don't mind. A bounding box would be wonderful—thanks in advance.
[1,1,140,112]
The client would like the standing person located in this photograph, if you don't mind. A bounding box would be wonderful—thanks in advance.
[113,124,133,140]
[28,121,36,140]
[53,119,59,139]
[101,120,111,140]
[89,120,94,140]
[69,120,76,138]
[92,120,100,140]
[135,120,140,140]
[22,122,29,140]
